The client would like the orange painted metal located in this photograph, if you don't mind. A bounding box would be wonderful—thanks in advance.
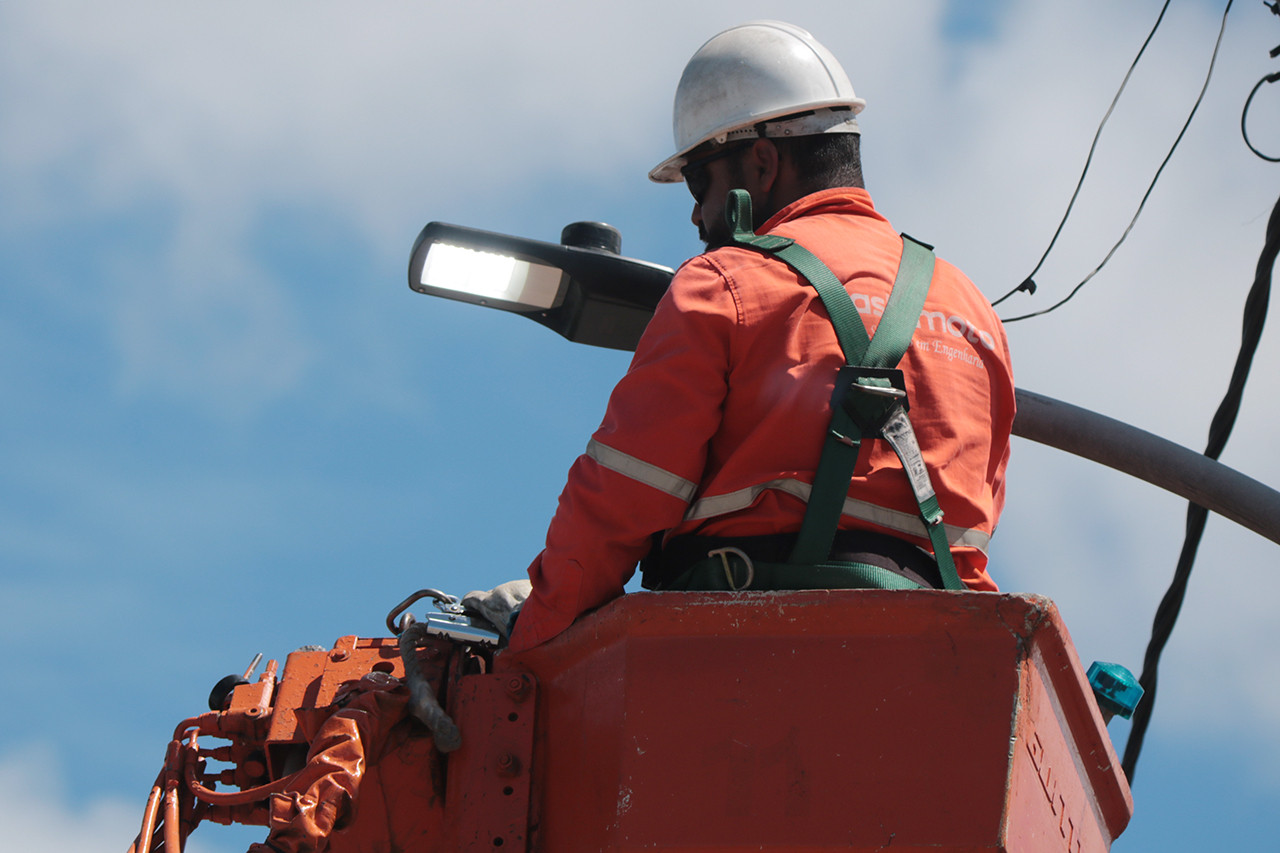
[499,590,1133,852]
[130,591,1131,853]
[444,672,538,851]
[128,634,458,853]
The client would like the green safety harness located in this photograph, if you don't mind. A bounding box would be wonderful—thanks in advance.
[666,189,965,593]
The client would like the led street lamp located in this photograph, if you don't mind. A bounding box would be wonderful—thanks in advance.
[408,220,674,351]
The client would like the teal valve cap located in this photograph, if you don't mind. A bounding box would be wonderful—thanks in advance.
[1087,661,1144,720]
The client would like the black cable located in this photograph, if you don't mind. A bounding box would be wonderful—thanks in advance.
[1121,190,1280,784]
[1242,71,1280,162]
[1001,0,1234,324]
[992,1,1172,309]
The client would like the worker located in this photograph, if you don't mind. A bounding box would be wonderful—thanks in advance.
[506,20,1015,653]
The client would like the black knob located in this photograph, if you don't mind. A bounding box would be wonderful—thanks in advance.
[208,674,250,711]
[561,221,621,254]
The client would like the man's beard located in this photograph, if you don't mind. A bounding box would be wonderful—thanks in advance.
[699,186,769,251]
[699,221,732,251]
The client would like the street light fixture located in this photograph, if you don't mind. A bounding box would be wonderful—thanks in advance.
[408,219,673,351]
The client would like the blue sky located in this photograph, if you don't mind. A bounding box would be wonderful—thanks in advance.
[2,2,1278,850]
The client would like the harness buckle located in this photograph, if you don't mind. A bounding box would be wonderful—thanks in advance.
[833,365,910,435]
[855,382,906,399]
[707,546,755,591]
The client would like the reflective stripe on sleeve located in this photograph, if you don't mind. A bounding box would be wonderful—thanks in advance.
[586,439,698,504]
[683,477,991,554]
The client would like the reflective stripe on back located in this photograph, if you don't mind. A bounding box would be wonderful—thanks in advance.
[586,439,698,503]
[683,477,990,555]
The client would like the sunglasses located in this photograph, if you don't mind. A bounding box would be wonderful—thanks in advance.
[681,142,752,205]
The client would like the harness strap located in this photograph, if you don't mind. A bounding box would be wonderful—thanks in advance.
[724,189,964,591]
[726,190,871,363]
[662,554,928,592]
[881,409,958,589]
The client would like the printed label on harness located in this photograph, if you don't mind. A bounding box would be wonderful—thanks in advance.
[881,410,936,505]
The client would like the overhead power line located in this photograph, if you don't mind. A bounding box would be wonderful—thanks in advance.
[991,0,1172,310]
[998,0,1234,323]
[1241,70,1280,162]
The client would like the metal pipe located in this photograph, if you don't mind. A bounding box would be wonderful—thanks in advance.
[136,782,162,853]
[162,784,182,853]
[1012,388,1280,546]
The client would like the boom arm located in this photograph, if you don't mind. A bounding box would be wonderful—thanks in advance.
[1012,389,1280,547]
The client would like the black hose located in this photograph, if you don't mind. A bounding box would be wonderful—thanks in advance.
[398,622,462,752]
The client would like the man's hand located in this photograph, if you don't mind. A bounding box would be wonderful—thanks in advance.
[461,580,531,642]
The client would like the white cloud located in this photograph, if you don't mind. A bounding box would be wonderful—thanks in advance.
[0,2,703,414]
[0,746,244,853]
[108,217,315,417]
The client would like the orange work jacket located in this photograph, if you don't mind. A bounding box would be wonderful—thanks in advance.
[508,188,1015,652]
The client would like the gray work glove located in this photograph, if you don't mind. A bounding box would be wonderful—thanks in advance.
[461,579,531,642]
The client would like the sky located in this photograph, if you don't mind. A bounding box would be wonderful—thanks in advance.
[1,1,1278,850]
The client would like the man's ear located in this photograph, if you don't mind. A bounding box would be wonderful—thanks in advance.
[747,138,781,193]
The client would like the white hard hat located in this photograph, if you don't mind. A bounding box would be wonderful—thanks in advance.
[649,21,866,183]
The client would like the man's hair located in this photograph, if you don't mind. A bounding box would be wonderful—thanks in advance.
[776,133,864,192]
[720,130,866,233]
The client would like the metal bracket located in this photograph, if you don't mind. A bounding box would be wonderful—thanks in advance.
[446,673,538,852]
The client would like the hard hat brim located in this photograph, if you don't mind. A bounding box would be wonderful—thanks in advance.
[649,103,864,183]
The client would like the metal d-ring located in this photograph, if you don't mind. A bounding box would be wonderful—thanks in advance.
[385,589,461,635]
[707,546,755,591]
